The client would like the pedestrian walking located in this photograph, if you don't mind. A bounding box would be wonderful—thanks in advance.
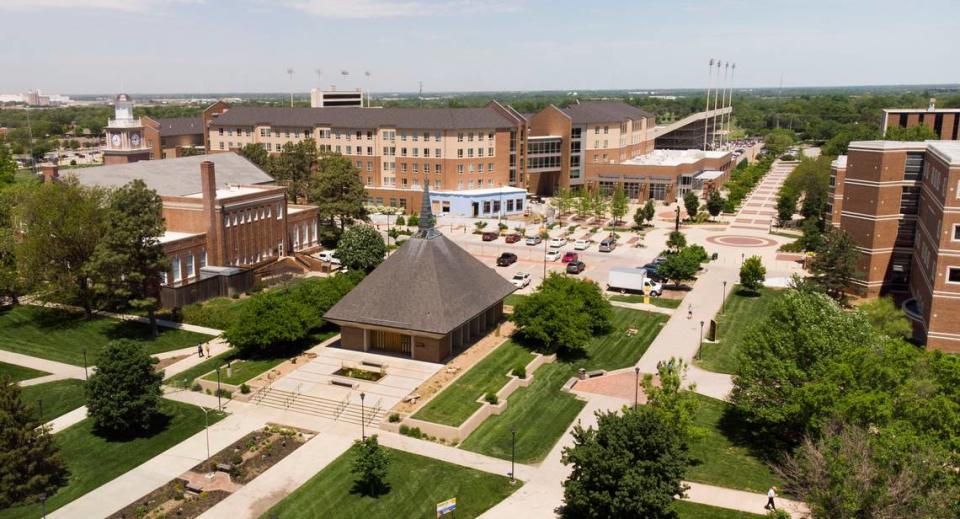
[197,343,204,358]
[687,304,693,319]
[765,486,777,510]
[205,343,211,357]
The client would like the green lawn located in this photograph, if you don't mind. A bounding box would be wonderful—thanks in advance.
[413,341,534,426]
[164,350,236,388]
[0,305,211,366]
[0,400,224,519]
[687,393,782,493]
[202,357,287,386]
[696,287,784,374]
[610,293,683,309]
[503,293,528,307]
[20,379,87,421]
[262,447,520,519]
[675,500,762,518]
[460,308,667,463]
[0,361,48,382]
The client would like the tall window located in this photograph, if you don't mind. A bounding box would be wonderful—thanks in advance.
[185,254,194,279]
[172,256,181,283]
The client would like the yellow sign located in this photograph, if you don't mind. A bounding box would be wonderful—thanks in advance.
[437,497,457,517]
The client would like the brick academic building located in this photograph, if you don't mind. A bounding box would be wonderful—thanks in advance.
[828,140,960,352]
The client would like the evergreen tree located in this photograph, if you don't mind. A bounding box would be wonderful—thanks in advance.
[705,190,724,219]
[310,154,368,241]
[642,199,656,224]
[811,227,860,303]
[0,378,67,508]
[270,139,317,203]
[682,191,700,221]
[632,205,646,228]
[86,340,164,436]
[89,180,167,336]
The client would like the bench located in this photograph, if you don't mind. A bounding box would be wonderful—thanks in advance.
[331,379,359,389]
[185,482,203,494]
[361,360,386,369]
[587,370,605,378]
[403,393,421,403]
[216,463,233,473]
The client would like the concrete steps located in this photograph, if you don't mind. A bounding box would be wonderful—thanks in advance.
[253,386,384,426]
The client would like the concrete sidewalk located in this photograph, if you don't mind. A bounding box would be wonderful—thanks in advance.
[50,412,266,519]
[686,481,807,517]
[0,350,86,380]
[161,338,233,380]
[46,406,88,434]
[609,299,676,316]
[23,300,223,336]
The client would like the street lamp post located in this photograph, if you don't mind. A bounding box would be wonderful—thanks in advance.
[542,232,547,280]
[83,350,88,380]
[740,252,745,267]
[216,367,222,411]
[360,392,366,440]
[697,320,705,360]
[674,205,680,232]
[37,399,43,429]
[39,493,46,519]
[722,280,728,315]
[509,427,517,484]
[634,367,640,410]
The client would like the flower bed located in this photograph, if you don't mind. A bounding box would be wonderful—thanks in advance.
[334,366,385,382]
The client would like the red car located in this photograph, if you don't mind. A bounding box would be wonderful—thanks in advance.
[482,232,498,242]
[504,233,521,244]
[562,252,578,263]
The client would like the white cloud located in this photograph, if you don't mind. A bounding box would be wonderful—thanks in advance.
[278,0,521,18]
[0,0,203,13]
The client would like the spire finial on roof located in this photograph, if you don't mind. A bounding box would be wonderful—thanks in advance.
[414,183,441,239]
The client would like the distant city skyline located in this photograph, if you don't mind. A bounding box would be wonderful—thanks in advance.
[1,0,957,95]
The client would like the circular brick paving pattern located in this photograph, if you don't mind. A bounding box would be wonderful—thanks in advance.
[705,235,778,247]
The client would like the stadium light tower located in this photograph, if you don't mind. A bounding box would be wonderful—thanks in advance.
[286,67,295,107]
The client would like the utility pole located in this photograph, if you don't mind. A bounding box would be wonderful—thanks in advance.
[418,81,423,108]
[721,63,736,147]
[710,60,723,150]
[364,70,372,107]
[702,59,714,152]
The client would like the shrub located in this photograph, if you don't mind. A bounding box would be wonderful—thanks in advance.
[687,244,710,264]
[512,365,527,379]
[399,425,424,439]
[191,382,202,392]
[388,413,401,423]
[484,392,499,405]
[215,389,233,399]
[223,290,316,355]
[239,384,251,394]
[407,213,419,227]
[394,215,406,226]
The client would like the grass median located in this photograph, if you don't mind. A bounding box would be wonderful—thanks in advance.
[695,286,783,374]
[0,361,48,382]
[413,341,534,426]
[0,400,224,519]
[20,379,87,422]
[262,447,520,519]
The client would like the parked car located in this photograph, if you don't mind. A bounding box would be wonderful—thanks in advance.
[549,237,566,248]
[640,263,665,281]
[566,260,586,274]
[317,251,341,265]
[652,256,668,265]
[482,232,498,242]
[598,238,617,252]
[545,249,562,262]
[505,233,522,244]
[497,252,518,267]
[511,272,532,288]
[525,235,542,246]
[562,251,579,263]
[574,239,590,251]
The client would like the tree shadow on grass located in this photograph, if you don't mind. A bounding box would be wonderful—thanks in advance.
[94,410,174,443]
[16,305,87,332]
[733,288,762,298]
[350,479,391,498]
[717,405,792,463]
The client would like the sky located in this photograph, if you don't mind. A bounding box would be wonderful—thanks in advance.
[1,0,957,95]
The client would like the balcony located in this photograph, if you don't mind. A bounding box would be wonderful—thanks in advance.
[107,117,143,129]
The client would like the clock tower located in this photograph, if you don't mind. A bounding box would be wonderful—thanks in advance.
[102,93,151,165]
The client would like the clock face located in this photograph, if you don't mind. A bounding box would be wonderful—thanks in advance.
[131,133,141,146]
[111,134,121,146]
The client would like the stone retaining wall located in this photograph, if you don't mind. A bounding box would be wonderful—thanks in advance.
[386,353,556,443]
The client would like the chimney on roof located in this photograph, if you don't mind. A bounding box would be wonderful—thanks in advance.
[200,160,225,265]
[41,164,59,183]
[929,98,936,111]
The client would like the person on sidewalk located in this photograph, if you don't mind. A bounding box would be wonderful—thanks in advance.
[765,486,777,510]
[205,343,211,358]
[687,304,693,319]
[197,344,204,358]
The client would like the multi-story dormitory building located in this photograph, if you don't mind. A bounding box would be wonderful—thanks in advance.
[206,100,733,215]
[827,140,960,352]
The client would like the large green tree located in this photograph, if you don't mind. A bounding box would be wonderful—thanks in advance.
[0,378,68,508]
[658,247,700,288]
[310,154,368,240]
[0,137,16,186]
[89,180,167,336]
[705,190,724,219]
[335,224,386,273]
[730,290,876,444]
[512,273,612,357]
[682,191,699,222]
[223,290,317,355]
[811,227,860,303]
[642,199,656,223]
[239,142,270,170]
[858,296,911,339]
[270,139,317,203]
[884,124,938,141]
[86,340,164,436]
[15,177,108,317]
[739,256,766,293]
[764,128,796,157]
[0,186,26,304]
[561,404,692,519]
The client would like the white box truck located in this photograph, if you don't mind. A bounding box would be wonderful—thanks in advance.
[607,267,663,296]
